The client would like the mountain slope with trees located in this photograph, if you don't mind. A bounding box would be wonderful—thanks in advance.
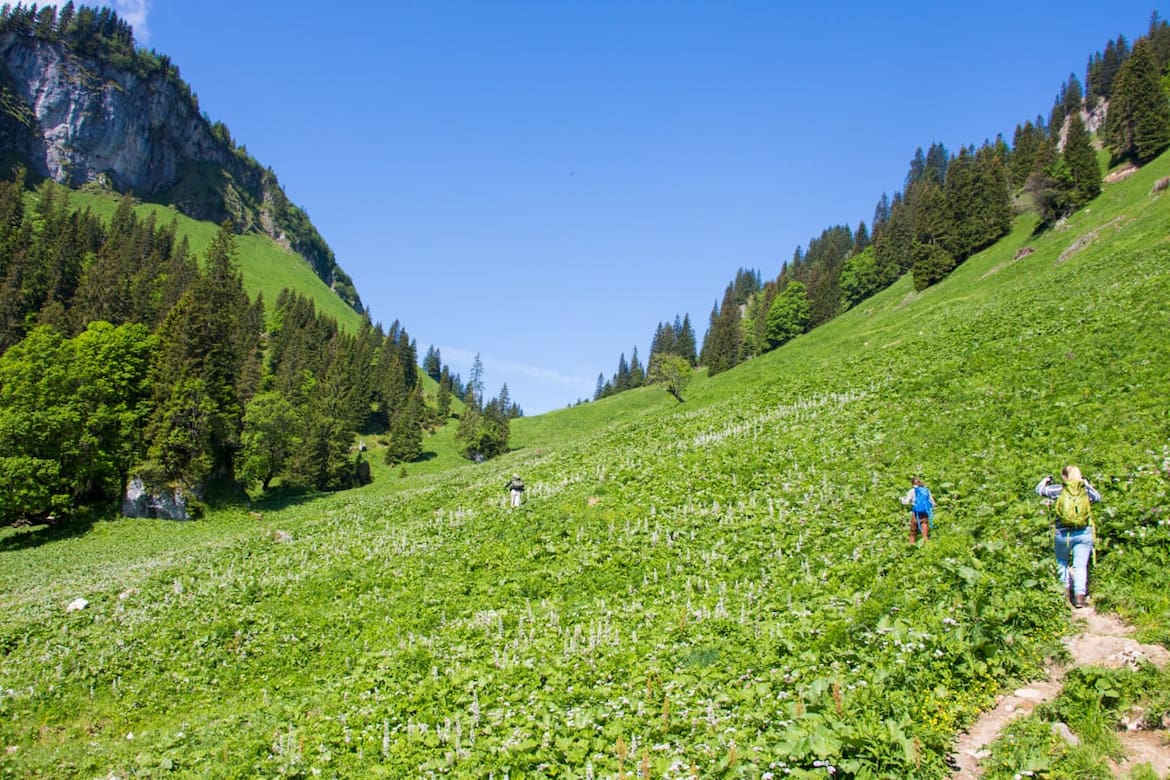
[2,141,1168,778]
[0,3,362,311]
[596,12,1170,399]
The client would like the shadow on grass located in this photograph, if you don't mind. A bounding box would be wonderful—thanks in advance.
[0,512,97,552]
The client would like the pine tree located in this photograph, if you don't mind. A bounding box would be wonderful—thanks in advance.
[613,353,631,392]
[143,224,251,487]
[629,347,645,388]
[905,147,927,190]
[872,193,891,236]
[909,181,956,289]
[385,385,424,465]
[437,366,453,419]
[923,142,950,187]
[852,221,870,254]
[677,314,697,366]
[873,197,914,284]
[468,353,485,408]
[705,286,742,377]
[1103,38,1170,164]
[1063,111,1101,206]
[1147,12,1170,73]
[422,345,442,382]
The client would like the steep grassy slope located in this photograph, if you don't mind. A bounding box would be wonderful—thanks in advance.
[1,153,1168,778]
[63,189,365,331]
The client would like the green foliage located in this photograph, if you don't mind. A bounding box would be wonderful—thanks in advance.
[911,240,956,291]
[238,392,301,491]
[764,280,809,349]
[454,387,511,461]
[1027,157,1078,226]
[0,322,155,522]
[646,351,693,402]
[839,246,881,310]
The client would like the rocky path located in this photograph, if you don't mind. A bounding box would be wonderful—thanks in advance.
[950,607,1170,779]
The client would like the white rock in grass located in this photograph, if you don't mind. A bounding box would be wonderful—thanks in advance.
[1051,722,1080,746]
[65,598,88,612]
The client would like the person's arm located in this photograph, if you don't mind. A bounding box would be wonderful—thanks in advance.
[900,489,913,506]
[1085,481,1102,503]
[1036,476,1062,499]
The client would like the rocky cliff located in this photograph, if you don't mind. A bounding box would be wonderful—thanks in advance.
[0,30,362,312]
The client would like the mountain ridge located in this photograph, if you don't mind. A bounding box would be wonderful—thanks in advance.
[0,20,363,313]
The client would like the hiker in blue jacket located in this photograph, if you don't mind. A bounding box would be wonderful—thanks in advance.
[900,476,935,543]
[1037,465,1101,608]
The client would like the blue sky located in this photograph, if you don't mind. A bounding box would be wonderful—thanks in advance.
[77,1,1163,414]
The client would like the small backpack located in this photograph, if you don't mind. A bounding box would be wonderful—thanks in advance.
[912,486,933,517]
[1054,479,1091,528]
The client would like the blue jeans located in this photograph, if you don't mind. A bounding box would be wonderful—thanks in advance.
[1054,526,1093,596]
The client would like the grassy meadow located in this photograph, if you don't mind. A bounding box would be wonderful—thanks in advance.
[55,189,366,331]
[2,151,1170,778]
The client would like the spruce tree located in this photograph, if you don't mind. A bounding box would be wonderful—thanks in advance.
[629,347,645,388]
[852,221,870,254]
[702,286,743,376]
[1063,111,1101,206]
[1103,39,1170,164]
[677,314,698,366]
[423,346,442,382]
[614,353,631,392]
[437,367,453,419]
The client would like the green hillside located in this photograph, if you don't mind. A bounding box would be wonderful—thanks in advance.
[2,153,1169,777]
[64,189,365,331]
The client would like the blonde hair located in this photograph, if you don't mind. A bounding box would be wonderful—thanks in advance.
[1062,465,1083,482]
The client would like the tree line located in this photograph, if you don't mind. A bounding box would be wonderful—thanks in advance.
[0,180,487,524]
[594,13,1170,393]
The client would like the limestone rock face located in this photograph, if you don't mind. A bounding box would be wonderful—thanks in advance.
[1,32,229,197]
[121,476,193,521]
[0,32,361,311]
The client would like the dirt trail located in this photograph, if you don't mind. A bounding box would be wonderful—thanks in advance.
[950,606,1170,779]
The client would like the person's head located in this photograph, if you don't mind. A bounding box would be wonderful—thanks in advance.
[513,473,520,480]
[1061,465,1082,482]
[911,476,924,487]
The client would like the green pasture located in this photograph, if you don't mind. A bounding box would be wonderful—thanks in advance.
[2,151,1169,778]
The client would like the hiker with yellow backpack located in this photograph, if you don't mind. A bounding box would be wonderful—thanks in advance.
[1036,465,1101,608]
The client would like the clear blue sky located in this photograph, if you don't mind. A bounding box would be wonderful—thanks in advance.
[82,1,1164,413]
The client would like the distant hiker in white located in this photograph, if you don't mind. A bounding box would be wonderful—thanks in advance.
[1037,465,1101,608]
[506,473,525,507]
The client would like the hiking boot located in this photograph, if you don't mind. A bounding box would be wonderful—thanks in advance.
[1073,594,1089,608]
